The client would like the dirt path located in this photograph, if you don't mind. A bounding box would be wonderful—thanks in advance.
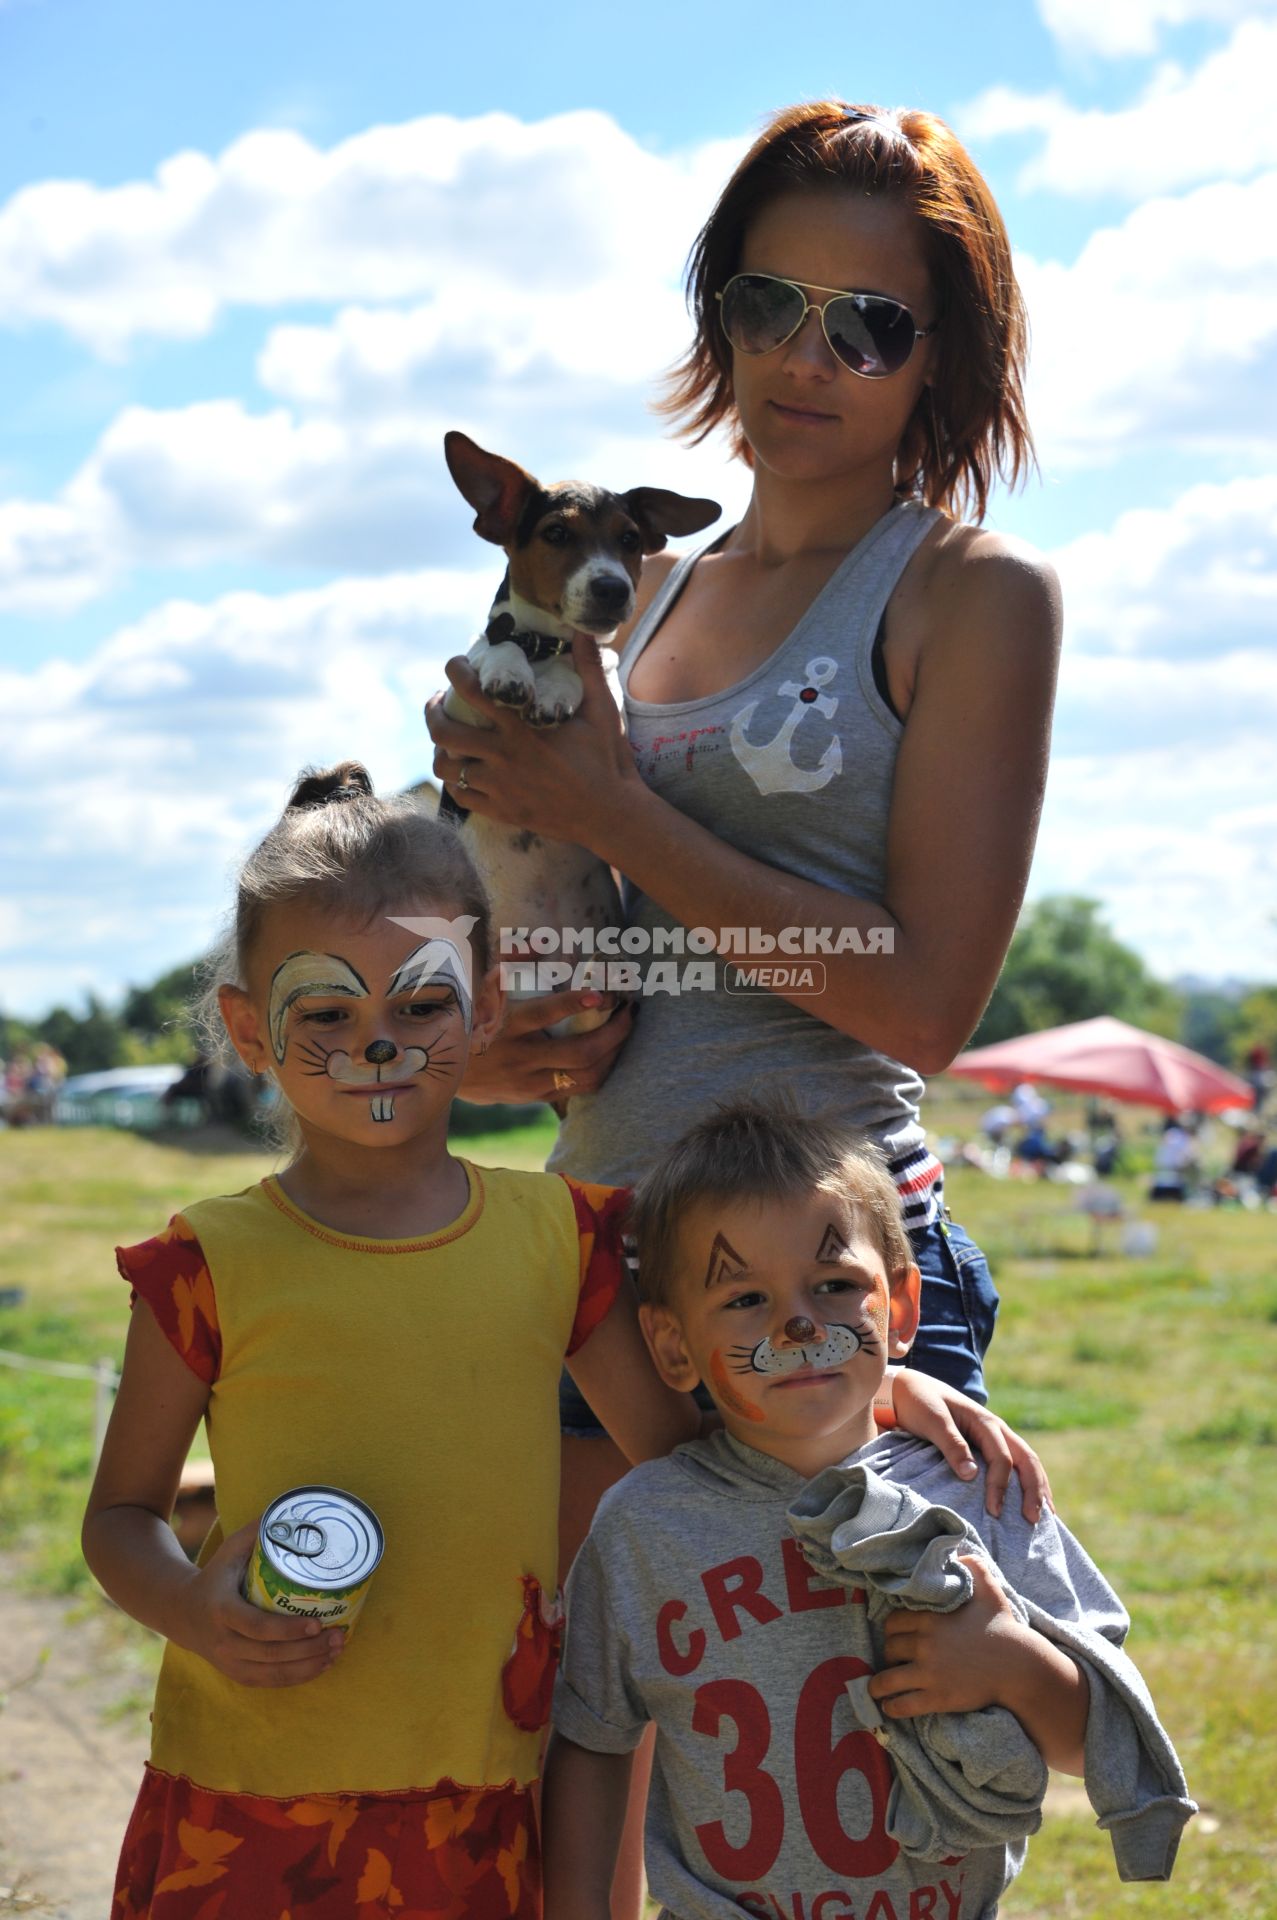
[0,1561,150,1918]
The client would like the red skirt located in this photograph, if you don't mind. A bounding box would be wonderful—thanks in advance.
[112,1764,541,1919]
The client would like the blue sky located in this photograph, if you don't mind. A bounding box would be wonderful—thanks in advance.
[2,0,1275,1015]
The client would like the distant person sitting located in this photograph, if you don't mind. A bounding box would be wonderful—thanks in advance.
[1016,1123,1057,1171]
[1150,1118,1196,1203]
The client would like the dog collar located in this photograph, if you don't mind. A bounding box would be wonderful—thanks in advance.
[485,611,573,664]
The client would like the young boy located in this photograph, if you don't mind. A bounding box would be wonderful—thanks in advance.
[544,1103,1194,1920]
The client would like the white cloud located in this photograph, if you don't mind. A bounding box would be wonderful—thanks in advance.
[1018,170,1277,470]
[961,18,1277,196]
[1036,0,1275,59]
[0,570,491,1011]
[0,107,744,606]
[1034,740,1277,978]
[0,111,738,357]
[1050,475,1277,657]
[0,394,745,606]
[1030,473,1277,978]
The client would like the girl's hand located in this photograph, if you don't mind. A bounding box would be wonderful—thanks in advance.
[174,1519,346,1688]
[425,637,638,852]
[461,989,634,1105]
[887,1371,1053,1523]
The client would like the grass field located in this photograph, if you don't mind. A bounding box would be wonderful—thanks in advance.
[1,1109,1273,1916]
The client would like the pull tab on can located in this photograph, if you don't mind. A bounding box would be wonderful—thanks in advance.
[266,1518,327,1558]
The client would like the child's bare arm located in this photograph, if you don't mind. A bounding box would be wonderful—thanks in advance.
[565,1278,699,1461]
[541,1731,634,1920]
[82,1302,343,1687]
[867,1555,1090,1774]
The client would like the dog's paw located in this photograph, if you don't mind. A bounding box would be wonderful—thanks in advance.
[486,678,533,708]
[526,700,577,728]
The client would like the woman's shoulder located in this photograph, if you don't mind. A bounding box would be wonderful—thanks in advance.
[918,517,1062,627]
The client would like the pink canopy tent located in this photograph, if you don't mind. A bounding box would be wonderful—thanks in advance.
[946,1015,1254,1114]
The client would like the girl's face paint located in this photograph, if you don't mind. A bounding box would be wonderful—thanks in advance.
[242,902,485,1142]
[709,1349,766,1423]
[385,922,476,1035]
[267,951,367,1064]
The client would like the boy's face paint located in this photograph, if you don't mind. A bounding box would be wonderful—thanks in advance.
[727,1319,875,1376]
[667,1194,908,1471]
[709,1349,766,1422]
[703,1231,748,1290]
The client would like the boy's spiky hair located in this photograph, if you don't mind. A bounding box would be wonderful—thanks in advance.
[630,1096,912,1308]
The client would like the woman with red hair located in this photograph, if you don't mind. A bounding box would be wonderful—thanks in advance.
[429,98,1059,1910]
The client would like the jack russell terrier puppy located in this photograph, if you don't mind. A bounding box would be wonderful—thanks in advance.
[436,430,720,1038]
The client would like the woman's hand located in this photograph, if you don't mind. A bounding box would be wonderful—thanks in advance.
[425,637,638,851]
[461,990,635,1105]
[172,1519,346,1688]
[887,1370,1053,1523]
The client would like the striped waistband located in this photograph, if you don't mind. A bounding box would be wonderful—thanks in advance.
[887,1143,944,1231]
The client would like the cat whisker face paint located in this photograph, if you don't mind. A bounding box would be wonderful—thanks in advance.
[726,1320,878,1376]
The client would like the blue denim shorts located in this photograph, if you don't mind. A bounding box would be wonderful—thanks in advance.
[558,1212,999,1435]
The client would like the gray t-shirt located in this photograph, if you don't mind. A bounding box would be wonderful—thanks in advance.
[554,1431,1193,1920]
[550,502,941,1189]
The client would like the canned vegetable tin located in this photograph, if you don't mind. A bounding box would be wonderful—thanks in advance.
[244,1486,384,1630]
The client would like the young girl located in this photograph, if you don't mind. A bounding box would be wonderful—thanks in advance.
[83,760,704,1920]
[85,760,1041,1919]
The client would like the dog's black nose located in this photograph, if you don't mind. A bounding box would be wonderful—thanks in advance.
[589,576,631,612]
[365,1039,398,1065]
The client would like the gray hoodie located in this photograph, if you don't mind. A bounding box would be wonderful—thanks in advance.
[554,1430,1194,1920]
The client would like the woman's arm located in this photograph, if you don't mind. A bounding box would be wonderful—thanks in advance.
[427,534,1061,1075]
[83,1303,343,1686]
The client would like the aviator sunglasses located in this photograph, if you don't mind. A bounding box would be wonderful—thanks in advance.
[717,271,936,380]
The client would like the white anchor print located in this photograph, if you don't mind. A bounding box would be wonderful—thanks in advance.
[729,656,843,796]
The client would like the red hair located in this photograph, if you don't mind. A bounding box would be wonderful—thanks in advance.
[659,100,1035,524]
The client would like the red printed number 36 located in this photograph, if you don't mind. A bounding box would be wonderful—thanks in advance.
[693,1658,898,1882]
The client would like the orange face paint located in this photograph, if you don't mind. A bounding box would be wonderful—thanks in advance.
[710,1348,765,1424]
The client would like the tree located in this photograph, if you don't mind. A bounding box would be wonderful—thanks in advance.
[37,995,126,1074]
[973,896,1182,1046]
[1233,985,1277,1068]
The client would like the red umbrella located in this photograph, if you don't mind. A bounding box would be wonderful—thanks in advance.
[946,1015,1254,1114]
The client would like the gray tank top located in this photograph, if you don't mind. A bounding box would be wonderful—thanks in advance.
[549,499,941,1190]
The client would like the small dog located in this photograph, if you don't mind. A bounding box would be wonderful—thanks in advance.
[437,431,720,1034]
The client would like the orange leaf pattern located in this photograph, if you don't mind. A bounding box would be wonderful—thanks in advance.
[501,1576,563,1733]
[117,1218,222,1383]
[113,1765,539,1918]
[561,1178,629,1356]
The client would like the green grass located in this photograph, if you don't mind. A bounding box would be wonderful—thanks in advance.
[1,1115,1273,1915]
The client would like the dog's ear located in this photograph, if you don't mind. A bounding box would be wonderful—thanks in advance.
[444,432,540,546]
[619,488,722,554]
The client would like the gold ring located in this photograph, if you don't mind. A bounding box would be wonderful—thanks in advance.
[552,1070,575,1093]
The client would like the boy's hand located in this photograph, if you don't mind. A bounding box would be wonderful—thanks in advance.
[172,1520,346,1688]
[867,1555,1027,1717]
[867,1555,1091,1773]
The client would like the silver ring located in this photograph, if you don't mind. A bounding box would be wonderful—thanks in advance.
[457,765,470,792]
